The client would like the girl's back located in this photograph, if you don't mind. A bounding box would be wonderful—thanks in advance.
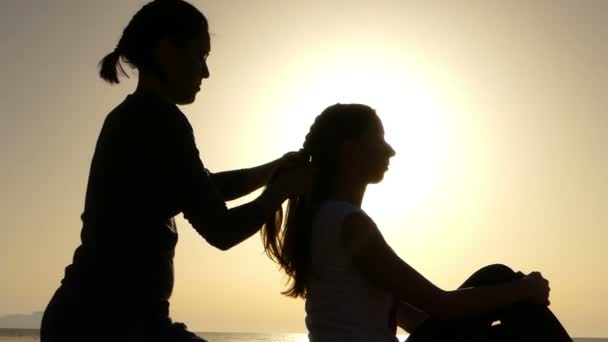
[306,200,397,342]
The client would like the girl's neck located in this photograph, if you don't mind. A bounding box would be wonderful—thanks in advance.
[325,178,367,208]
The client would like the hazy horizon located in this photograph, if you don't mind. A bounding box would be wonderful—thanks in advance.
[0,327,607,341]
[1,0,606,338]
[0,326,607,340]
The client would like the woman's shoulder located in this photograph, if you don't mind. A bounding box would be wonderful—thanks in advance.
[103,92,192,134]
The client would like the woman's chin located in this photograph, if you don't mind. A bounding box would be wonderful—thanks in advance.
[369,174,386,184]
[175,93,198,105]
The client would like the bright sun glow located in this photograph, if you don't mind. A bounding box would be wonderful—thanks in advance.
[273,53,455,230]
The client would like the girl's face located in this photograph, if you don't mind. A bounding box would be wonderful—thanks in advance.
[158,30,210,105]
[344,117,396,184]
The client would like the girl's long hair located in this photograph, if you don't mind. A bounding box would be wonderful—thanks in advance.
[261,103,379,298]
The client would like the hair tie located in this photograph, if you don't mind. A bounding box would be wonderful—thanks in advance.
[298,148,312,164]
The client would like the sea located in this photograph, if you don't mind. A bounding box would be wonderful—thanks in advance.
[0,329,606,342]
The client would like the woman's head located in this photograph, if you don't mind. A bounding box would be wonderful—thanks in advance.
[303,103,395,185]
[262,103,395,299]
[99,0,209,104]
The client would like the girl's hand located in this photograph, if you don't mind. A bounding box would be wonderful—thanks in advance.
[523,271,551,306]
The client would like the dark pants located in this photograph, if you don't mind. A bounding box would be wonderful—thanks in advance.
[405,264,572,342]
[40,284,206,342]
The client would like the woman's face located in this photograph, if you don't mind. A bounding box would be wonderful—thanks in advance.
[345,117,396,184]
[158,30,210,105]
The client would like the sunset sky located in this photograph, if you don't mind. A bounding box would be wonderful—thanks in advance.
[1,0,606,337]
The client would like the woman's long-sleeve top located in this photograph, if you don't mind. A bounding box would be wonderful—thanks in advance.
[61,91,263,313]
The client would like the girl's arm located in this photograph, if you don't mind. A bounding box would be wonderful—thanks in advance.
[396,301,429,333]
[340,212,549,320]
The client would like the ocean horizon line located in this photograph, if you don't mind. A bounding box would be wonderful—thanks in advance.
[0,328,606,340]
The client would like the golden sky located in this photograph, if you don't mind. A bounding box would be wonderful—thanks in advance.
[1,0,606,337]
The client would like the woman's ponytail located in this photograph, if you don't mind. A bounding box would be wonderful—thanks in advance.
[97,0,207,85]
[98,49,129,84]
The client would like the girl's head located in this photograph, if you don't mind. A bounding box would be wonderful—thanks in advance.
[303,103,395,186]
[262,103,395,298]
[99,0,210,104]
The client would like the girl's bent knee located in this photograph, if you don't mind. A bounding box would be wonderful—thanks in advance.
[463,264,518,287]
[482,264,516,277]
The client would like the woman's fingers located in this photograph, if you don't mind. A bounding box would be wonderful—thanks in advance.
[277,150,310,171]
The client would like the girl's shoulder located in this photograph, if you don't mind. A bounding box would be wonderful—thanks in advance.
[320,200,366,214]
[317,200,373,225]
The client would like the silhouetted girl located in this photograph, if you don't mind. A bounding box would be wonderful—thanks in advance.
[41,1,310,341]
[262,103,572,341]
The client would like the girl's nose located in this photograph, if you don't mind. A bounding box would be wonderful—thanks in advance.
[386,142,396,157]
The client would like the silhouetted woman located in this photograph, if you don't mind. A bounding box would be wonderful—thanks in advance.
[40,1,310,341]
[262,103,572,341]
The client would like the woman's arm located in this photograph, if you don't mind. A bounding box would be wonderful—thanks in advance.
[179,157,310,251]
[182,178,301,250]
[210,159,278,202]
[340,212,549,320]
[211,151,308,201]
[170,119,311,250]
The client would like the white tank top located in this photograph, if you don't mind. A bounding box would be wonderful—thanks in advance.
[305,200,398,342]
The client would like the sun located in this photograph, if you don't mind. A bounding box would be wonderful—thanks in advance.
[272,55,455,230]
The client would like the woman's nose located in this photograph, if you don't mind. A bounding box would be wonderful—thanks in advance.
[201,61,210,79]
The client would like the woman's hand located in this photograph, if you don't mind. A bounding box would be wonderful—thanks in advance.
[257,153,313,217]
[267,149,313,197]
[271,156,313,198]
[274,149,310,172]
[523,271,551,306]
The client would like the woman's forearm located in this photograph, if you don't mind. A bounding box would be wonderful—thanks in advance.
[211,159,278,201]
[194,183,287,251]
